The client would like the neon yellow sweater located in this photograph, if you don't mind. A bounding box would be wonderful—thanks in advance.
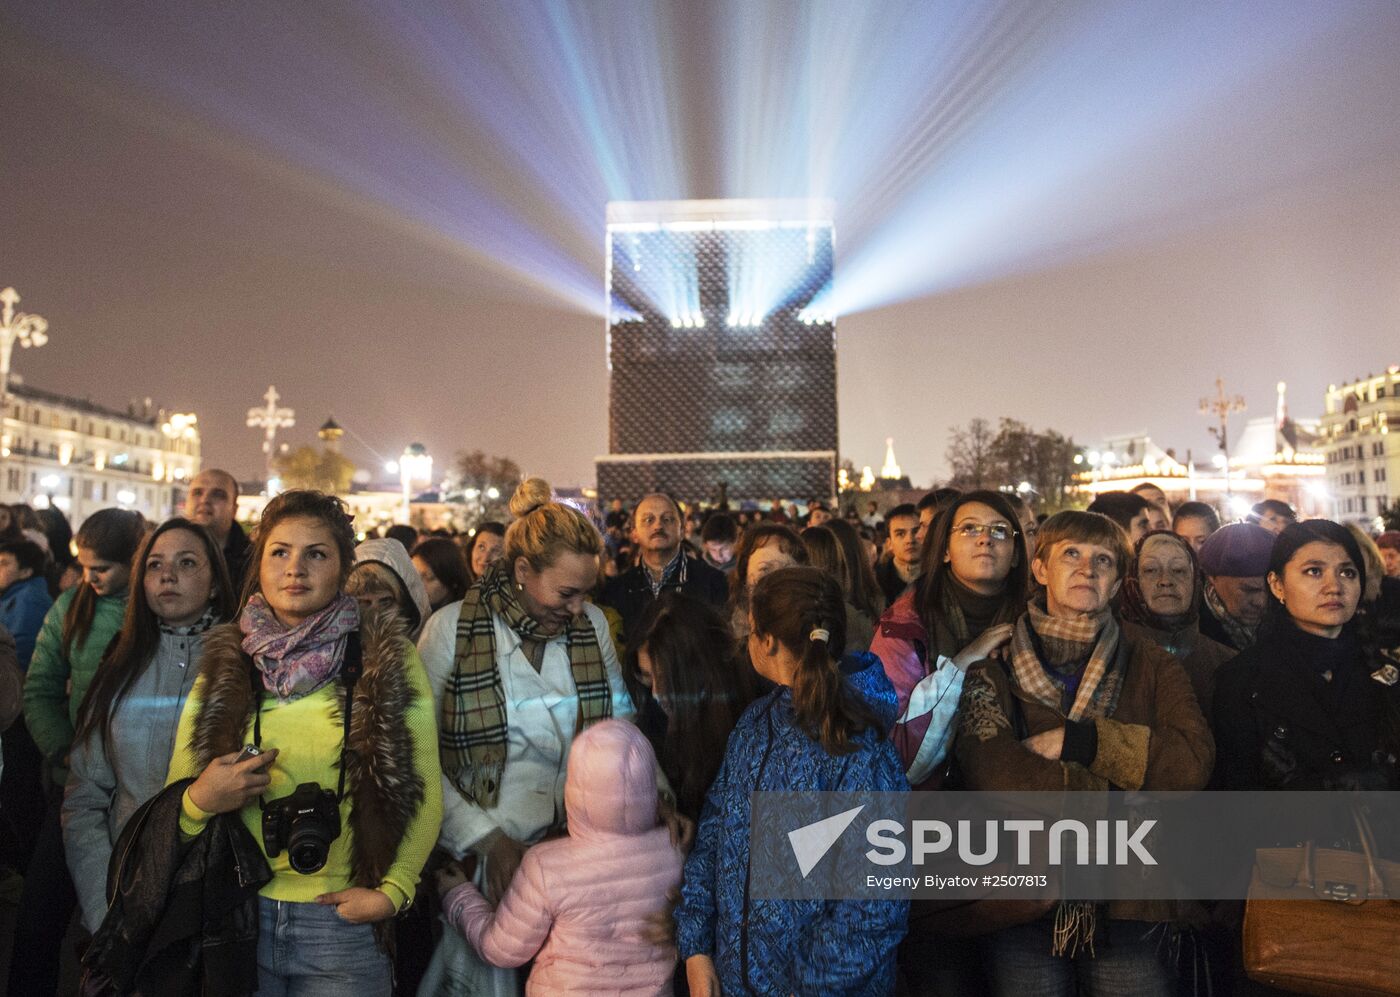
[166,642,442,911]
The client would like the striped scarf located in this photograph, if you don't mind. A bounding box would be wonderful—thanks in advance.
[441,562,612,807]
[1008,597,1122,722]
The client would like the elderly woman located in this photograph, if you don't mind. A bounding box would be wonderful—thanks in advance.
[1119,530,1234,716]
[416,478,633,996]
[955,510,1213,996]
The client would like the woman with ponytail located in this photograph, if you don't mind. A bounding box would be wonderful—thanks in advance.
[416,477,633,997]
[13,506,143,995]
[676,566,908,996]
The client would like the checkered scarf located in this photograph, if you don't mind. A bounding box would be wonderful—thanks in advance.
[1009,597,1123,722]
[440,562,612,807]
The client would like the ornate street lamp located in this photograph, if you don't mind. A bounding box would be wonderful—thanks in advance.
[0,286,50,403]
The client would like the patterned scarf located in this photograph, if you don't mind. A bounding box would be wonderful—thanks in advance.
[1009,597,1123,722]
[1204,581,1258,650]
[159,605,219,637]
[441,562,612,807]
[240,592,359,702]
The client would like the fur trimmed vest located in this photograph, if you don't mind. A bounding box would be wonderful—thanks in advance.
[188,610,425,899]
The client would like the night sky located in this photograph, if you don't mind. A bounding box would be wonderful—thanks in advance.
[3,1,1399,491]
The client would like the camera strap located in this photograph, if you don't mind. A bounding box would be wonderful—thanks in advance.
[252,629,364,807]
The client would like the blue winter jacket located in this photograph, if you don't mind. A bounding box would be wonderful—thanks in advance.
[675,652,909,995]
[0,575,53,671]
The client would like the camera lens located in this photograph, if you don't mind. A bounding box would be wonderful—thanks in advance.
[288,830,330,874]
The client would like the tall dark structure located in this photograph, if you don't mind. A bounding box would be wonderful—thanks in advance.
[596,199,837,507]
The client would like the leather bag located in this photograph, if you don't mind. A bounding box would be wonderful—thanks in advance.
[1244,808,1400,997]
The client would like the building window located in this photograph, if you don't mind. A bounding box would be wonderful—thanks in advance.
[1360,470,1367,485]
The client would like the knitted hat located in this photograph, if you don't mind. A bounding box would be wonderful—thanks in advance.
[1198,522,1275,578]
[1376,531,1400,553]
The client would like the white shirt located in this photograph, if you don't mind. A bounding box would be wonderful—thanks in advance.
[417,600,633,856]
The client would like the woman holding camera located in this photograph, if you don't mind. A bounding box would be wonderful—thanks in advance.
[164,490,443,995]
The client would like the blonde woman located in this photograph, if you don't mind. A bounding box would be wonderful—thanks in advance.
[417,478,633,997]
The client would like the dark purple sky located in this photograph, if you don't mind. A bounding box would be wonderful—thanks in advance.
[3,2,1399,490]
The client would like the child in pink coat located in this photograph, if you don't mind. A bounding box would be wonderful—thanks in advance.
[438,719,684,996]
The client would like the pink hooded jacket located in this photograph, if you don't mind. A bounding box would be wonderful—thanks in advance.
[443,719,683,996]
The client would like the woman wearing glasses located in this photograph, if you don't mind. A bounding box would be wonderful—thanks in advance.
[871,490,1030,791]
[64,518,237,934]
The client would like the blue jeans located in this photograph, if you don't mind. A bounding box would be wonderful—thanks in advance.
[255,897,391,997]
[987,917,1172,997]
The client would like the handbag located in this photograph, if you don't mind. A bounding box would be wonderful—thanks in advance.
[1244,807,1400,997]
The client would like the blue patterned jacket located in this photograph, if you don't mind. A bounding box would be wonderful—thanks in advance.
[675,652,909,995]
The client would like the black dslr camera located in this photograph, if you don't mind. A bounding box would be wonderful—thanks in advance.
[261,782,342,874]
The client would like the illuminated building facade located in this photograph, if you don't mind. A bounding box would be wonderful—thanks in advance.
[1321,366,1400,523]
[1,376,201,525]
[596,199,837,505]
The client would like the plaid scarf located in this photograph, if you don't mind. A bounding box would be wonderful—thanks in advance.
[1009,597,1123,722]
[441,562,612,807]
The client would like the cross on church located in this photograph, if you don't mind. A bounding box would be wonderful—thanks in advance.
[247,385,296,482]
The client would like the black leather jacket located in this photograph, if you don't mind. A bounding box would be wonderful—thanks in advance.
[81,778,271,997]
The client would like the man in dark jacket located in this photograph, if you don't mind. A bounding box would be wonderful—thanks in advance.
[185,468,252,589]
[1197,522,1274,651]
[603,493,728,645]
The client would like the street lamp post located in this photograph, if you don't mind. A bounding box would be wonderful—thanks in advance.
[0,286,50,405]
[1200,377,1246,499]
[246,386,296,493]
[398,443,432,526]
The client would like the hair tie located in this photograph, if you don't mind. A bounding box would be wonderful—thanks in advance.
[809,627,831,644]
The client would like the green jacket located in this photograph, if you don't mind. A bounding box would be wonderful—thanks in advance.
[22,587,127,786]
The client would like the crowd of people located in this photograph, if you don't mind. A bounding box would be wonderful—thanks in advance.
[0,467,1396,996]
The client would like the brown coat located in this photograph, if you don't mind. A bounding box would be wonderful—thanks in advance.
[955,626,1215,923]
[1122,620,1233,717]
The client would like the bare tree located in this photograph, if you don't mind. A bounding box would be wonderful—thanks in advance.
[946,418,996,489]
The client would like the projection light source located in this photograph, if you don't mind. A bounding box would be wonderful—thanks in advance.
[599,198,837,505]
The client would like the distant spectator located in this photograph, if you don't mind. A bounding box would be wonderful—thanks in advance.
[700,513,739,574]
[825,518,885,624]
[728,523,807,640]
[862,499,881,529]
[413,537,471,611]
[603,494,727,647]
[1087,490,1153,544]
[1130,482,1172,530]
[0,505,23,544]
[464,521,506,584]
[876,503,921,606]
[1377,531,1400,579]
[916,488,961,547]
[1172,501,1221,554]
[1003,492,1040,559]
[1248,498,1296,535]
[803,526,875,651]
[385,522,420,551]
[0,539,53,670]
[183,468,252,590]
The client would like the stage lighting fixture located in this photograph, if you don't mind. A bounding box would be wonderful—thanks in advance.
[598,198,837,506]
